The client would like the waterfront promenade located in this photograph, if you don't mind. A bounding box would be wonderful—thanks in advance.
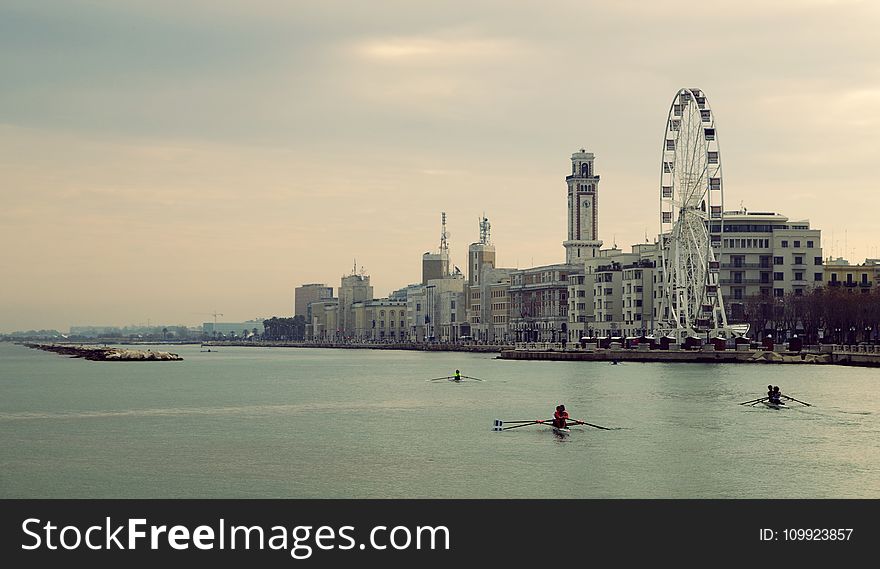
[200,340,880,367]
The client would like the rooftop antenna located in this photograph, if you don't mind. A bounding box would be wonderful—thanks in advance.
[440,212,449,252]
[440,212,451,276]
[479,214,491,245]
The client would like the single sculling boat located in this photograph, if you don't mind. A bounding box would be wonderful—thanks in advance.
[492,417,614,434]
[552,426,571,437]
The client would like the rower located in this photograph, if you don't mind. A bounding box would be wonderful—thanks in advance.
[453,369,461,382]
[553,405,569,428]
[772,386,784,405]
[767,384,773,401]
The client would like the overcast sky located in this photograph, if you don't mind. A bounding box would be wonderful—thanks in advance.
[2,0,879,331]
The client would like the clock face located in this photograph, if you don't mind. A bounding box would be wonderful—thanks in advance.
[583,200,591,208]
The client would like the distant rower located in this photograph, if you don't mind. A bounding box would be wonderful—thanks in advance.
[769,386,784,405]
[453,369,461,382]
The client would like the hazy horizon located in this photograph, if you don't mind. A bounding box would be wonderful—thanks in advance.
[3,0,880,332]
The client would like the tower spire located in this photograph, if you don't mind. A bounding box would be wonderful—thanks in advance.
[564,148,603,263]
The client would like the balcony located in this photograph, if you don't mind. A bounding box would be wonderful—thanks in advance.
[721,263,766,269]
[720,279,762,285]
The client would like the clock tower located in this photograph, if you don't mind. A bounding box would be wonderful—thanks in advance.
[564,148,603,264]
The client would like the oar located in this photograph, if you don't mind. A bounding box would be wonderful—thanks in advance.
[569,419,614,431]
[426,376,453,382]
[781,395,812,407]
[502,421,548,431]
[498,419,553,424]
[739,397,767,405]
[461,375,485,381]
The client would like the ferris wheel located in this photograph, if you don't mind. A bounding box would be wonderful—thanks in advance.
[657,87,730,340]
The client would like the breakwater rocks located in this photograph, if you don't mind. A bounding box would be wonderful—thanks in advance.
[498,348,832,364]
[498,346,880,367]
[25,343,182,361]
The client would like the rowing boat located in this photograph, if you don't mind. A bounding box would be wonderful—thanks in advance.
[763,401,786,410]
[493,417,613,433]
[552,426,571,437]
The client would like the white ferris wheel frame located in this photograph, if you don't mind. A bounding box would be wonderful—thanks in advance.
[657,87,730,340]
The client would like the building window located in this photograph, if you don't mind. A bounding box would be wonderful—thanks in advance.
[773,272,784,281]
[774,288,784,297]
[807,240,814,248]
[814,273,822,282]
[814,257,823,265]
[781,240,788,248]
[794,288,803,296]
[794,240,801,248]
[795,272,803,281]
[773,256,783,265]
[794,256,803,265]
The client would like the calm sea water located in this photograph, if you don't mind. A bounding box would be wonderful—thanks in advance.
[1,342,878,498]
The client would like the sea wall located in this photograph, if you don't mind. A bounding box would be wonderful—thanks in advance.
[498,346,880,367]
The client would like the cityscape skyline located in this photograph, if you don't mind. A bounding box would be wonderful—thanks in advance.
[3,0,880,332]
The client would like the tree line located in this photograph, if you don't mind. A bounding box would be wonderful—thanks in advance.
[262,316,306,341]
[740,287,880,344]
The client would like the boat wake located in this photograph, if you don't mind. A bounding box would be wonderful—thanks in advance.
[0,400,428,422]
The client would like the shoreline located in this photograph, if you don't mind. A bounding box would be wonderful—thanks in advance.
[203,341,880,368]
[13,340,880,368]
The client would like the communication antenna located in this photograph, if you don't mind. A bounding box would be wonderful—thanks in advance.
[440,212,449,252]
[480,214,491,245]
